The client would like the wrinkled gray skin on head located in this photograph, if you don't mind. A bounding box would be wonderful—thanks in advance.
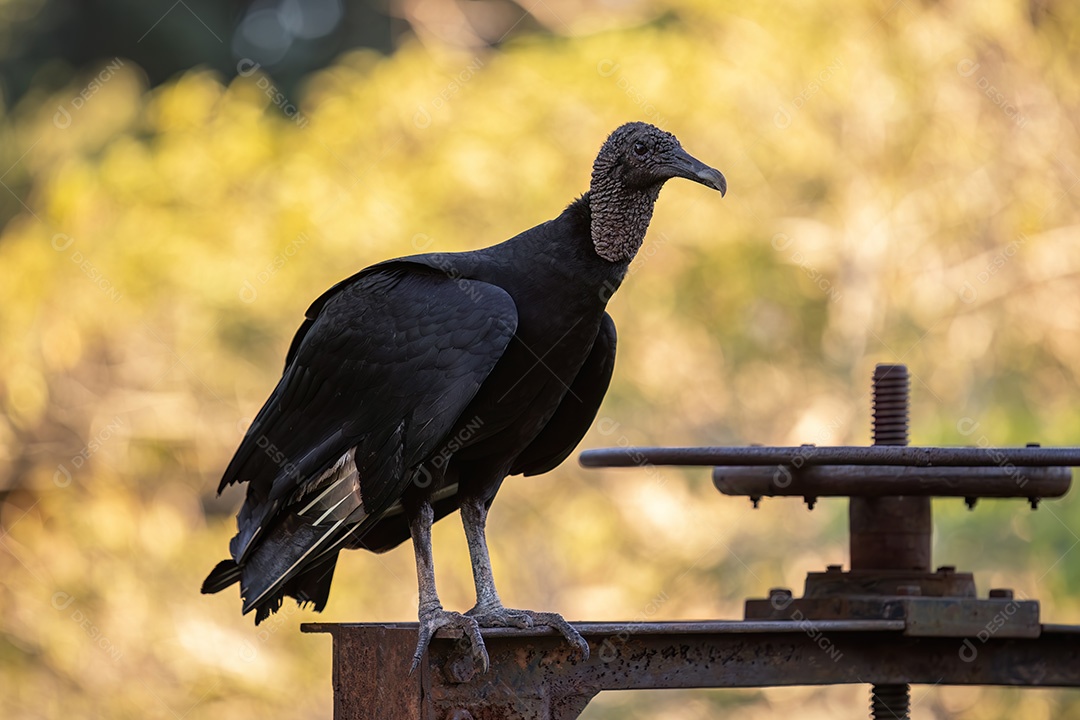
[589,122,726,263]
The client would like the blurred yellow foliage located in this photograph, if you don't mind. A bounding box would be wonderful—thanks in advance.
[1,1,1079,717]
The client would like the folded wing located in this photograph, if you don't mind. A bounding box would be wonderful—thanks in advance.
[204,262,518,620]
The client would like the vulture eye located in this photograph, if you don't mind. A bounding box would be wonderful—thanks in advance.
[632,141,649,157]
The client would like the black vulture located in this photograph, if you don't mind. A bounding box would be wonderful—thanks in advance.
[202,122,727,669]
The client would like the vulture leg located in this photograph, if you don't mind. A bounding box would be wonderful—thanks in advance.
[408,499,488,672]
[461,495,590,662]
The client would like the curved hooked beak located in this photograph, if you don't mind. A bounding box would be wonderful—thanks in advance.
[668,147,727,197]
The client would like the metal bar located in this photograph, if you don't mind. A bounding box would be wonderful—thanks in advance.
[579,446,1080,468]
[303,622,1080,720]
[317,625,424,720]
[470,619,905,635]
[712,465,1072,498]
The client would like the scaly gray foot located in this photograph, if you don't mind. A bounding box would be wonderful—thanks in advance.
[466,605,590,662]
[411,606,488,673]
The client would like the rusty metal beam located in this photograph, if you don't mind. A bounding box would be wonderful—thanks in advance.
[303,621,1080,720]
[711,465,1072,498]
[579,446,1080,468]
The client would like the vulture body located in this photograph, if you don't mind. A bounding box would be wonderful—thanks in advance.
[203,122,726,668]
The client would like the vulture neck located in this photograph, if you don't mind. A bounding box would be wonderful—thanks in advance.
[587,179,663,263]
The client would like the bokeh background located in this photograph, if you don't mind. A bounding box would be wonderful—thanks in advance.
[2,0,1079,717]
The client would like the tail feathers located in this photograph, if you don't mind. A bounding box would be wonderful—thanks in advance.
[202,551,340,625]
[291,553,339,612]
[253,594,285,625]
[249,554,339,625]
[201,559,242,594]
[238,516,345,624]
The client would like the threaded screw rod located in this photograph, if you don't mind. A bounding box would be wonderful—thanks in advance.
[863,364,918,720]
[871,683,911,720]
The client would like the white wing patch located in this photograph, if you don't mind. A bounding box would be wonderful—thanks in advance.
[241,449,369,612]
[295,448,366,526]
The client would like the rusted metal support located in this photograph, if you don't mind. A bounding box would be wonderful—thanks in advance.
[857,364,920,717]
[577,362,1080,718]
[580,446,1080,468]
[852,365,929,574]
[303,621,1080,720]
[304,364,1078,718]
[711,465,1071,498]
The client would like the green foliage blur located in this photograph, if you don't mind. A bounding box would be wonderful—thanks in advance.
[2,1,1080,718]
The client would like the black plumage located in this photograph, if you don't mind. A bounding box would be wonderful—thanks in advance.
[203,122,726,668]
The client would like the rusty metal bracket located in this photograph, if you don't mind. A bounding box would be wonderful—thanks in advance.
[302,621,1080,720]
[579,445,1080,470]
[576,363,1080,719]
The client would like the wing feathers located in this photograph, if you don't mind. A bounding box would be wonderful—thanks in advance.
[210,264,518,621]
[511,312,617,476]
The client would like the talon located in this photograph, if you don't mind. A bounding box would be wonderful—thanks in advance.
[411,608,488,673]
[570,634,590,662]
[465,620,489,673]
[468,607,588,663]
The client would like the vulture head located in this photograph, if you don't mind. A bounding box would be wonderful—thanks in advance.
[590,122,726,263]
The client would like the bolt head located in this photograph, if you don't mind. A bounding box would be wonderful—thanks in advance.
[445,653,477,684]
